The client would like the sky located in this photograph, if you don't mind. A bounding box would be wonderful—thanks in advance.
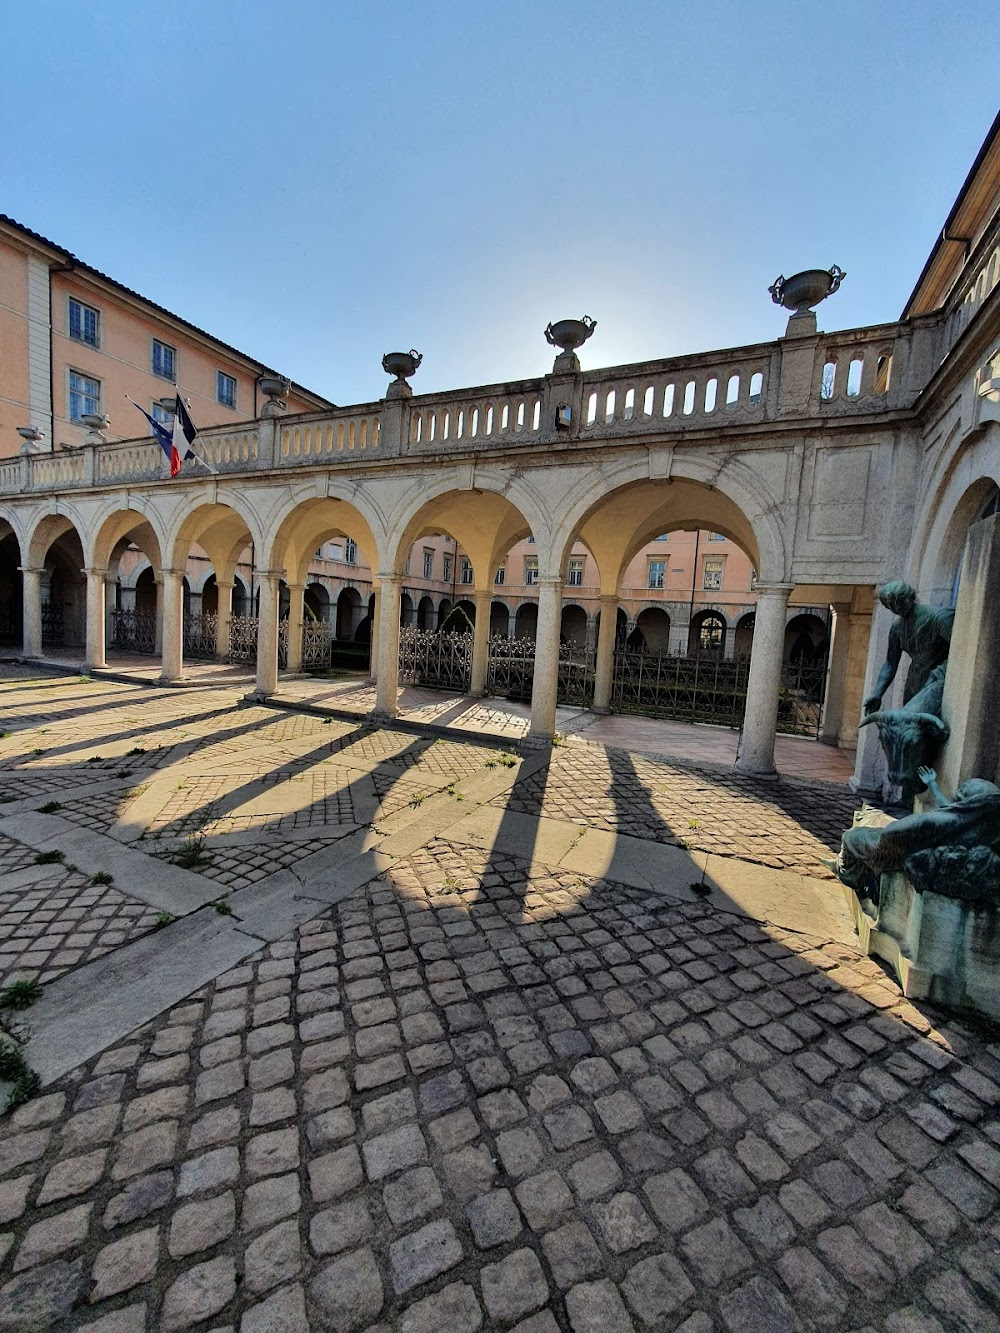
[3,1,997,404]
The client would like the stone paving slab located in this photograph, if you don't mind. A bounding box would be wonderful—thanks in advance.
[2,841,999,1332]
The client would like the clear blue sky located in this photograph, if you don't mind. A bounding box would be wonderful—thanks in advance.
[4,1,996,404]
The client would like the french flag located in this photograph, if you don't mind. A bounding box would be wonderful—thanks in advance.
[128,396,198,477]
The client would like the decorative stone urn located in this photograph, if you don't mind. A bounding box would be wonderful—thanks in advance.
[382,350,423,399]
[544,316,597,371]
[80,412,110,444]
[258,374,289,417]
[769,267,845,317]
[16,425,46,454]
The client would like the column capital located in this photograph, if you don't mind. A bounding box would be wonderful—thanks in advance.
[286,581,307,594]
[82,566,109,578]
[18,566,45,577]
[376,572,404,587]
[161,567,186,581]
[473,587,493,603]
[216,579,235,590]
[754,583,794,599]
[534,574,563,588]
[599,593,619,607]
[257,569,285,584]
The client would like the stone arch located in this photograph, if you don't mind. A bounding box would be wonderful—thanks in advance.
[417,595,435,631]
[266,493,381,587]
[734,611,756,659]
[515,602,538,640]
[0,520,22,643]
[400,592,414,626]
[380,470,550,576]
[909,424,1000,603]
[490,600,511,636]
[784,611,827,664]
[305,581,331,622]
[548,458,786,587]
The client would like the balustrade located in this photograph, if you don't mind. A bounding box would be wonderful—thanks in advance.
[280,411,380,462]
[408,388,543,449]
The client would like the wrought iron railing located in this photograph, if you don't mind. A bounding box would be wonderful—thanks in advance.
[228,614,258,663]
[777,657,828,738]
[111,608,156,654]
[612,649,749,726]
[302,620,335,669]
[183,612,218,660]
[399,627,474,691]
[41,603,65,646]
[487,635,535,701]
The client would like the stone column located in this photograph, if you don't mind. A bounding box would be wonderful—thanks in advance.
[592,595,619,713]
[84,569,109,670]
[585,615,598,650]
[724,626,737,660]
[153,576,164,655]
[527,575,563,744]
[851,599,894,794]
[20,566,43,658]
[374,574,403,717]
[839,605,872,748]
[735,583,792,776]
[215,580,233,661]
[119,585,136,613]
[286,582,305,674]
[159,569,185,683]
[507,610,518,639]
[819,601,851,745]
[254,571,283,696]
[369,586,381,683]
[470,590,492,697]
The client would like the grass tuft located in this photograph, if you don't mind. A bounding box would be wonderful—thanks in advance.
[212,900,233,916]
[90,871,114,886]
[0,1037,40,1112]
[34,850,65,865]
[153,911,173,930]
[172,836,211,869]
[38,801,61,814]
[0,979,43,1011]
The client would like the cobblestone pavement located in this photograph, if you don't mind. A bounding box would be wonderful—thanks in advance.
[494,745,860,878]
[1,667,998,1332]
[2,842,999,1332]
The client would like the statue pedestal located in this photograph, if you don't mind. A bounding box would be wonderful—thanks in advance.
[844,817,1000,1020]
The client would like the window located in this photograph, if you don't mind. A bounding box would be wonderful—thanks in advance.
[460,558,473,585]
[217,371,237,409]
[69,298,99,348]
[655,534,669,541]
[152,339,176,381]
[699,617,725,653]
[750,569,758,591]
[404,554,411,575]
[151,402,173,425]
[648,559,665,589]
[344,538,357,565]
[526,535,536,544]
[703,559,724,591]
[706,532,725,542]
[68,371,100,420]
[524,557,538,585]
[567,558,584,587]
[330,543,343,561]
[422,549,433,579]
[495,564,506,585]
[315,547,325,559]
[443,554,453,582]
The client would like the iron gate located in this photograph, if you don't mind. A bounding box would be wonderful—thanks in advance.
[111,608,157,654]
[41,603,65,646]
[399,627,473,690]
[302,620,334,670]
[183,612,218,660]
[612,650,750,726]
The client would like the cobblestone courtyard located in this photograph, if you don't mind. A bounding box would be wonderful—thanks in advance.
[1,667,998,1332]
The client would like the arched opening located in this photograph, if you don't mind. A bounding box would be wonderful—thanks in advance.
[337,587,363,640]
[305,582,331,622]
[490,600,511,636]
[688,609,726,657]
[734,611,755,659]
[515,603,538,640]
[0,524,22,646]
[635,606,671,653]
[560,603,588,646]
[27,515,88,650]
[92,508,165,658]
[783,612,827,665]
[417,595,435,630]
[437,598,453,629]
[355,593,376,644]
[399,592,414,626]
[949,482,1000,606]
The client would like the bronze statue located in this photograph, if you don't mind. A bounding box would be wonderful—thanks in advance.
[863,581,953,713]
[831,767,1000,903]
[859,664,949,807]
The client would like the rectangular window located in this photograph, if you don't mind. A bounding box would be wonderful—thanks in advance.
[344,538,357,565]
[152,338,176,381]
[648,559,665,589]
[703,559,724,591]
[460,558,473,585]
[217,371,237,409]
[567,558,584,587]
[524,557,538,586]
[68,298,99,348]
[151,402,173,425]
[526,535,536,544]
[443,554,453,582]
[422,549,433,579]
[707,531,725,542]
[68,370,100,420]
[655,533,669,541]
[330,543,343,561]
[495,564,505,585]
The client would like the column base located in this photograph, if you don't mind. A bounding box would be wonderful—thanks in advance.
[591,706,610,716]
[243,688,273,702]
[469,689,487,699]
[734,761,779,780]
[369,707,397,724]
[521,732,554,751]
